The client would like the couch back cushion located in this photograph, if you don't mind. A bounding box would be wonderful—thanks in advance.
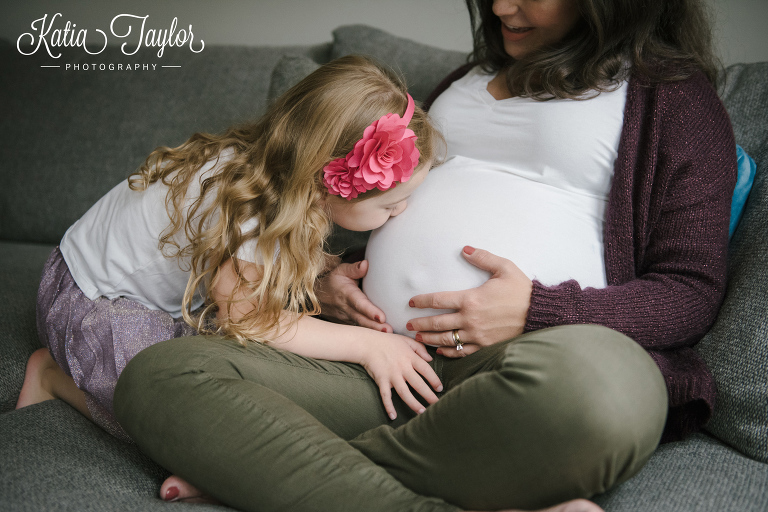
[695,62,768,463]
[330,25,467,104]
[0,39,325,244]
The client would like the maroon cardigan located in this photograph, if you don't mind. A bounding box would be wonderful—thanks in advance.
[426,65,738,442]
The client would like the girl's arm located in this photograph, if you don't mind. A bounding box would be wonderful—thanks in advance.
[315,259,392,332]
[212,258,442,419]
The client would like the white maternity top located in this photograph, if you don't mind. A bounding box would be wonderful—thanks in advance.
[363,67,628,336]
[60,149,263,317]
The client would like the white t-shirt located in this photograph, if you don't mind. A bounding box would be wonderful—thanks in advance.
[362,68,628,336]
[60,149,261,317]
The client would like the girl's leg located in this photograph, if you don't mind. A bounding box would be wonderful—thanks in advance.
[350,325,668,511]
[114,336,459,512]
[16,348,92,420]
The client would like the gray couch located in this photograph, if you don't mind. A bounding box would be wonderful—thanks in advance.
[1,25,767,512]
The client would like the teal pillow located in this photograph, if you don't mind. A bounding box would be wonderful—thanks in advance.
[730,145,756,238]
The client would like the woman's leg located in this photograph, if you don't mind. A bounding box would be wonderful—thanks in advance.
[115,325,665,511]
[350,325,668,511]
[114,336,459,512]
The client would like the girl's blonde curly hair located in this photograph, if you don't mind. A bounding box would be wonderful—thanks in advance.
[128,55,441,344]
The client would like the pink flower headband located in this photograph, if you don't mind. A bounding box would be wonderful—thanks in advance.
[322,94,420,200]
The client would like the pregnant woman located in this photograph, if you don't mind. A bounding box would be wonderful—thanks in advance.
[114,0,736,511]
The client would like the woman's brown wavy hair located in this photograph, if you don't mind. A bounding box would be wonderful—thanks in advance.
[466,0,721,99]
[128,55,440,344]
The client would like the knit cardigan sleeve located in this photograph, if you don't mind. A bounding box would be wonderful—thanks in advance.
[524,73,738,350]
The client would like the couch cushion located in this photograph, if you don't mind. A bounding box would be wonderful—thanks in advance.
[267,54,321,102]
[0,400,231,511]
[593,433,768,512]
[694,62,768,463]
[0,242,56,413]
[330,24,467,103]
[0,41,323,245]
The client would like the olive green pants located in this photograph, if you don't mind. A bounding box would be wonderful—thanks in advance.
[114,325,667,512]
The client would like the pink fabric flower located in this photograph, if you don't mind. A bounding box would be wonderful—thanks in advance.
[323,94,420,200]
[323,156,360,199]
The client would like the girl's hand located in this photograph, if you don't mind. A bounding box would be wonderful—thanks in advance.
[360,334,443,420]
[316,260,393,332]
[407,246,532,358]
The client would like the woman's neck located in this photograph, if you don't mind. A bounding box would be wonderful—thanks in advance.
[487,72,514,100]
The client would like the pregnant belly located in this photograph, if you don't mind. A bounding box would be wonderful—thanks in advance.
[362,156,607,336]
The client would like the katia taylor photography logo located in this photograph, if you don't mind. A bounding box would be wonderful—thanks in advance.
[16,13,205,71]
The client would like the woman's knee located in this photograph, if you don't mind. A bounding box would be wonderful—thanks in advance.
[114,336,242,434]
[496,325,668,488]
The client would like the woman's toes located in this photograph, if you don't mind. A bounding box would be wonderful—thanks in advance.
[160,474,219,504]
[161,474,198,501]
[543,499,603,512]
[467,498,603,512]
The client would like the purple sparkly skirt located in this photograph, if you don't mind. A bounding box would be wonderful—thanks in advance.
[36,247,197,441]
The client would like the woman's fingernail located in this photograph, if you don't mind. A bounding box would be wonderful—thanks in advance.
[463,246,476,255]
[415,333,422,342]
[437,385,444,392]
[389,412,396,420]
[406,322,414,331]
[436,348,443,356]
[418,408,426,414]
[164,487,180,501]
[409,300,415,308]
[381,327,388,333]
[374,315,381,323]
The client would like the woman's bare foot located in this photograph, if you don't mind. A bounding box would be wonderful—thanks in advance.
[161,475,220,504]
[468,498,603,512]
[16,348,57,409]
[158,473,599,511]
[536,499,603,512]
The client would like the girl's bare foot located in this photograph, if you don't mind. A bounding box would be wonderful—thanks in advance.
[468,498,603,512]
[16,348,57,409]
[16,348,92,419]
[161,475,220,504]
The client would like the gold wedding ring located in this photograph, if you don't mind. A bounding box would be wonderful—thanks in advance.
[452,329,464,351]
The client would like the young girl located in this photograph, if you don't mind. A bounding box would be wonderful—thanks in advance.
[16,55,443,440]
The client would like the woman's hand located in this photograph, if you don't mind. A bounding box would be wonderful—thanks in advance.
[360,334,443,420]
[316,260,393,332]
[407,246,532,358]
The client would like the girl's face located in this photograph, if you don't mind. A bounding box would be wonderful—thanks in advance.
[327,164,429,232]
[492,0,581,60]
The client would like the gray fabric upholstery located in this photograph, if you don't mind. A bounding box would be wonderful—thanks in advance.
[0,242,55,413]
[593,434,768,511]
[330,24,467,103]
[695,62,768,463]
[0,400,228,511]
[0,42,326,246]
[267,54,321,102]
